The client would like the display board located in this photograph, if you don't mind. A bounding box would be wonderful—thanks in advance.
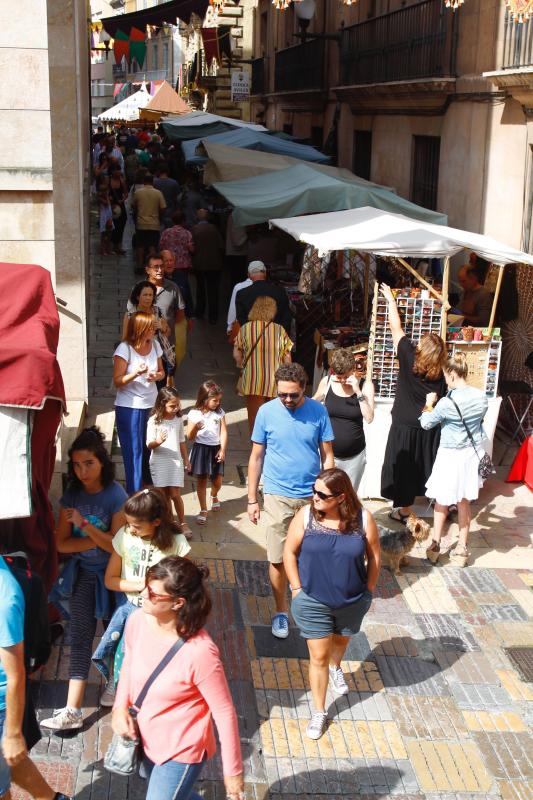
[447,339,502,399]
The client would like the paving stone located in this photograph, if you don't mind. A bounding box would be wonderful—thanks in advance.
[496,668,533,701]
[395,570,459,614]
[375,655,451,696]
[388,694,469,739]
[434,651,500,684]
[406,739,494,793]
[479,604,529,623]
[450,682,516,710]
[441,567,507,594]
[499,779,533,800]
[462,709,528,733]
[365,623,421,658]
[234,560,272,595]
[415,613,481,652]
[495,570,532,590]
[473,732,533,782]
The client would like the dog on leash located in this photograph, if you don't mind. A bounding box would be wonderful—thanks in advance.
[378,514,431,575]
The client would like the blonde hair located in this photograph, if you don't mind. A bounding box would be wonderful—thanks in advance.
[248,295,277,323]
[445,352,469,380]
[413,333,447,381]
[124,311,155,349]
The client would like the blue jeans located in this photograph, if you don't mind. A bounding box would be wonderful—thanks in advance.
[115,405,152,494]
[0,708,11,796]
[143,756,205,800]
[92,596,134,683]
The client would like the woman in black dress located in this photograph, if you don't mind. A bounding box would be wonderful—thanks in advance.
[380,284,447,523]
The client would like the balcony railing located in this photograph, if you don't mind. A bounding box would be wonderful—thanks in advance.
[502,11,533,69]
[339,0,457,86]
[251,57,266,95]
[274,38,325,93]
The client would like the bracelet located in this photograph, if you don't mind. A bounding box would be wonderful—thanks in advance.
[79,518,89,530]
[247,501,258,505]
[290,586,301,591]
[357,394,367,403]
[422,405,434,412]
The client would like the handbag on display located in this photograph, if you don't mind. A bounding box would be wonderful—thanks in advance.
[448,396,495,480]
[104,638,185,776]
[235,321,272,396]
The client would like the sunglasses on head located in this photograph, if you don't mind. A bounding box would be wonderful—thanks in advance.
[312,485,341,501]
[278,392,301,400]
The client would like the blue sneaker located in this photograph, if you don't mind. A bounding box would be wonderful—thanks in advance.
[271,613,289,639]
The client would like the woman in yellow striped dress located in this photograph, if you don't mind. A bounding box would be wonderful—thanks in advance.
[233,296,293,433]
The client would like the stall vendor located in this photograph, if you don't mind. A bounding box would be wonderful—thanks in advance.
[458,264,492,327]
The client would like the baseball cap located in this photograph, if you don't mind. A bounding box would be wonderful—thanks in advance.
[248,260,266,275]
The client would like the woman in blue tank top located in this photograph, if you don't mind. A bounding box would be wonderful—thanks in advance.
[284,468,380,741]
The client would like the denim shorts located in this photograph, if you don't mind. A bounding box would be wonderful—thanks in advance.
[291,588,373,639]
[0,708,11,797]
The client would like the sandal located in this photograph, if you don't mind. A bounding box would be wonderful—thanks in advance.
[211,496,221,512]
[426,540,441,564]
[449,546,469,567]
[388,509,409,525]
[181,523,193,540]
[196,511,208,525]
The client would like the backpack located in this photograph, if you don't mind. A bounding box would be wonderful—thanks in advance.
[4,553,51,674]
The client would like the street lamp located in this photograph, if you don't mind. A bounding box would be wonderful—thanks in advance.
[292,0,342,43]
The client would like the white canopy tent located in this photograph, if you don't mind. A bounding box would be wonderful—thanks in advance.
[162,110,267,131]
[98,86,152,123]
[270,206,533,266]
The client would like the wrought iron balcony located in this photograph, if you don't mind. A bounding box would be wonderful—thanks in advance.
[502,10,533,69]
[339,0,457,86]
[251,57,266,95]
[274,38,325,93]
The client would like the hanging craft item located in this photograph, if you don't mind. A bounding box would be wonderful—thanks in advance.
[129,27,147,69]
[506,0,533,22]
[444,0,464,8]
[113,29,130,65]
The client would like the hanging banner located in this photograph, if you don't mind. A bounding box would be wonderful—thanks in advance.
[231,70,250,103]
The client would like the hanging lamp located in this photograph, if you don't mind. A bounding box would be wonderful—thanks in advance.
[506,0,533,22]
[209,0,226,11]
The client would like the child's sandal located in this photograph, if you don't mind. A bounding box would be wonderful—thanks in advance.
[211,496,221,511]
[196,511,208,525]
[181,523,193,539]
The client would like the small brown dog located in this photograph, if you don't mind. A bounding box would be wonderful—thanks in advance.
[378,514,431,575]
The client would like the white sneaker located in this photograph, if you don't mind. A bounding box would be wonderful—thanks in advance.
[100,682,116,707]
[306,711,327,740]
[40,707,83,731]
[329,665,349,695]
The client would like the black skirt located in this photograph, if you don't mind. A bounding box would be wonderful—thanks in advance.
[380,423,440,507]
[189,442,225,478]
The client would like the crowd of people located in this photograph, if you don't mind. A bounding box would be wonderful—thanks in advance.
[0,124,492,800]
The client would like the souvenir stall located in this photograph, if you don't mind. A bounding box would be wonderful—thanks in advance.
[270,206,533,498]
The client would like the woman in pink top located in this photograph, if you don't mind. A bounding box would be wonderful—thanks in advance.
[112,557,244,800]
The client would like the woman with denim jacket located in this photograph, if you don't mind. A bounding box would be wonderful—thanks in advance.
[420,353,488,567]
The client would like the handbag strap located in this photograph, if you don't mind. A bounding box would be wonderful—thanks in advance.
[447,393,481,461]
[131,638,185,712]
[241,321,272,371]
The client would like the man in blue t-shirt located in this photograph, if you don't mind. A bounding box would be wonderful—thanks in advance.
[0,556,70,800]
[247,363,334,639]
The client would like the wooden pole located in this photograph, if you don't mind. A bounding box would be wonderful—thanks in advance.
[440,257,450,341]
[366,280,379,384]
[396,256,450,308]
[487,264,505,333]
[363,252,370,321]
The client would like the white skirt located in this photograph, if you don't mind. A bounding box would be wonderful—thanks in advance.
[425,445,483,506]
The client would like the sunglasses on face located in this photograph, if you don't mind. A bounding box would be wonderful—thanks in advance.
[144,584,174,603]
[278,392,301,400]
[312,485,340,501]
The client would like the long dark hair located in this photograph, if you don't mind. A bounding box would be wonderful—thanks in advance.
[129,280,156,308]
[67,426,115,490]
[152,387,182,423]
[194,380,222,412]
[311,467,362,533]
[146,556,212,639]
[124,488,181,552]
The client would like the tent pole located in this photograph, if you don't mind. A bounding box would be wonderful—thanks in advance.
[487,264,505,333]
[363,253,370,321]
[366,280,379,384]
[396,257,446,304]
[335,250,343,321]
[441,257,450,341]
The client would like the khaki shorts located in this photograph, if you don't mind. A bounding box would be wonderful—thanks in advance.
[263,494,312,564]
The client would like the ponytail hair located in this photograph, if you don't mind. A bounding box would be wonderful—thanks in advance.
[124,488,181,552]
[445,352,469,380]
[146,557,212,639]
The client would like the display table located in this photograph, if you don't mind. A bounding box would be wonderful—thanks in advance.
[358,396,502,500]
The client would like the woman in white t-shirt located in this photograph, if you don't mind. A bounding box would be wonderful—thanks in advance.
[187,381,227,526]
[113,311,164,494]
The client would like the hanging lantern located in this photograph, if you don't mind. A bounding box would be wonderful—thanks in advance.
[444,0,464,9]
[507,0,533,22]
[209,0,226,11]
[340,0,359,5]
[272,0,291,8]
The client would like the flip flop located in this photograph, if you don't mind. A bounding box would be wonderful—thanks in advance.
[196,511,208,525]
[388,509,409,525]
[211,496,221,511]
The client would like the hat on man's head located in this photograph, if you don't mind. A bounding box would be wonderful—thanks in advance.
[248,260,266,275]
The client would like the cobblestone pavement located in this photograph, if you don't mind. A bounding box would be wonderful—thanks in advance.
[17,216,533,799]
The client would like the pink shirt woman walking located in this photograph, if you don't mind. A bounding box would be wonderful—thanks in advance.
[112,556,244,800]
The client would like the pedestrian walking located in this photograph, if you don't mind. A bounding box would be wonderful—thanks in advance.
[96,175,113,256]
[159,210,195,318]
[247,363,334,639]
[313,348,375,493]
[92,488,190,693]
[43,428,127,731]
[111,557,244,800]
[235,261,293,334]
[113,312,165,495]
[147,388,192,539]
[121,281,170,344]
[109,166,128,255]
[187,381,227,526]
[132,173,166,271]
[421,353,489,567]
[160,249,189,372]
[379,284,447,522]
[284,468,380,740]
[233,296,293,433]
[191,209,224,324]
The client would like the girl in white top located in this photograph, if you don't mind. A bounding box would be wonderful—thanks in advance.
[187,381,228,526]
[113,311,165,495]
[147,387,192,539]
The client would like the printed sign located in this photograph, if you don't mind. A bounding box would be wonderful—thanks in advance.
[231,70,250,102]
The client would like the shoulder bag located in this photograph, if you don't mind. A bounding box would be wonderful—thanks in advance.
[448,395,495,480]
[235,321,272,396]
[104,637,185,776]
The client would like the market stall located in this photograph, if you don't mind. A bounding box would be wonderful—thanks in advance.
[182,128,331,167]
[270,206,533,498]
[98,85,152,123]
[161,110,267,143]
[138,80,192,121]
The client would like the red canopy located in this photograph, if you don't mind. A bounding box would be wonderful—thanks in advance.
[0,263,65,409]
